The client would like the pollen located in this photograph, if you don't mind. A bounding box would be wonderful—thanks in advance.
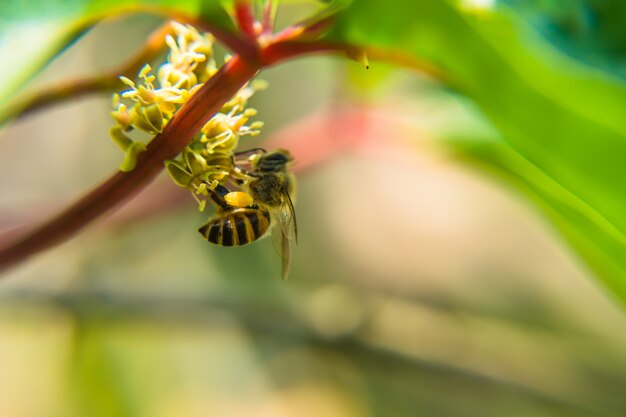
[224,191,254,208]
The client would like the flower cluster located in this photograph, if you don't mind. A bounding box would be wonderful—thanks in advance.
[165,96,264,211]
[109,21,266,211]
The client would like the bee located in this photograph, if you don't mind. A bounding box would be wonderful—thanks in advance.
[198,185,271,246]
[198,149,297,279]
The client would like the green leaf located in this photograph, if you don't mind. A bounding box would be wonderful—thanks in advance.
[327,1,626,304]
[200,0,237,33]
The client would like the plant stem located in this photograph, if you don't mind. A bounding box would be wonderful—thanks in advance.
[262,40,446,82]
[234,0,259,40]
[0,22,174,125]
[261,0,277,36]
[0,55,260,272]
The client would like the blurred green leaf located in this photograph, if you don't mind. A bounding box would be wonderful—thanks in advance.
[72,323,132,417]
[326,1,626,304]
[501,0,626,76]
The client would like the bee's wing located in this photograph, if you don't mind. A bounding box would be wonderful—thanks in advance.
[270,190,298,279]
[269,218,290,280]
[280,189,298,243]
[271,227,291,280]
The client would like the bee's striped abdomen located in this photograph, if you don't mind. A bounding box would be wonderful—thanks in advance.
[199,208,270,246]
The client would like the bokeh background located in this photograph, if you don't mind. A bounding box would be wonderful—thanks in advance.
[1,1,626,416]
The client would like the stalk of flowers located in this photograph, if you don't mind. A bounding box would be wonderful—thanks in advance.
[108,21,266,211]
[165,91,265,212]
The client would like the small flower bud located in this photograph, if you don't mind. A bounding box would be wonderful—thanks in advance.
[120,142,147,172]
[131,104,165,134]
[165,160,194,187]
[183,149,208,176]
[139,64,152,78]
[109,125,133,151]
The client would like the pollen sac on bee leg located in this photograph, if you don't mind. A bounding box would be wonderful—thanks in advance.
[224,191,254,208]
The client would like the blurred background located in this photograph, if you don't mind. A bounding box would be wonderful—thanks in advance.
[1,1,626,416]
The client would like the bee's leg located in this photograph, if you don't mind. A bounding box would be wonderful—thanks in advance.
[233,148,267,158]
[206,183,232,211]
[233,164,261,179]
[232,149,265,180]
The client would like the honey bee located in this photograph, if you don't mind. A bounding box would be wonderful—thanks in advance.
[198,149,297,279]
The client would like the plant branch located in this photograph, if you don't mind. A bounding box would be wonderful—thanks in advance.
[262,39,446,83]
[0,22,174,125]
[272,13,334,43]
[102,6,259,60]
[234,0,259,40]
[170,13,258,60]
[0,55,260,273]
[261,0,277,36]
[0,76,118,125]
[0,288,607,416]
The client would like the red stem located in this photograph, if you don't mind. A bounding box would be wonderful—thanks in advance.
[261,0,275,35]
[262,39,446,82]
[261,40,346,66]
[0,56,260,272]
[174,14,258,61]
[234,0,258,40]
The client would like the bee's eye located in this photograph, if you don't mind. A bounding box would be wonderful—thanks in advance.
[258,152,290,171]
[266,153,288,163]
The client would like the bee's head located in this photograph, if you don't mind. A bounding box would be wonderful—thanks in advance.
[256,149,292,173]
